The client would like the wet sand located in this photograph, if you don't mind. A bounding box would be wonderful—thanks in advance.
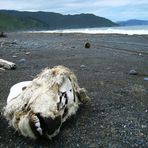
[0,32,148,147]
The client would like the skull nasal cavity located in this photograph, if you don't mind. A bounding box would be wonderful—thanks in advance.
[43,116,61,135]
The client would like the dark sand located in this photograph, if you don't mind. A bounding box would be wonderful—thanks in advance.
[0,32,148,147]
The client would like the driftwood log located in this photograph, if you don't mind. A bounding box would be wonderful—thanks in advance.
[0,59,16,70]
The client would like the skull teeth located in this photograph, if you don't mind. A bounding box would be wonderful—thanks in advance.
[36,127,43,135]
[35,122,40,128]
[34,116,42,135]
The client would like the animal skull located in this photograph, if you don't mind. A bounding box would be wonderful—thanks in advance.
[4,65,90,139]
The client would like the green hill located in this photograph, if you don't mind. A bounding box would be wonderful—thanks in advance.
[0,10,118,31]
[0,13,47,31]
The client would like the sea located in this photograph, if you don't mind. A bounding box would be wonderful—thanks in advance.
[30,25,148,35]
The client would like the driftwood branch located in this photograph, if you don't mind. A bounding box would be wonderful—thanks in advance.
[0,59,16,70]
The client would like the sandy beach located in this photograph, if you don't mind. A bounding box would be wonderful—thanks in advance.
[0,32,148,147]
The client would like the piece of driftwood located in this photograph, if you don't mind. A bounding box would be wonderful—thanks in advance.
[0,59,16,69]
[0,32,7,38]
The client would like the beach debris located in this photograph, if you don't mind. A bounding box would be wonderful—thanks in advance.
[0,59,16,70]
[85,42,91,48]
[144,77,148,81]
[0,32,7,38]
[129,69,138,75]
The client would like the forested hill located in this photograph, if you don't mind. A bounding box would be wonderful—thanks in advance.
[0,10,118,31]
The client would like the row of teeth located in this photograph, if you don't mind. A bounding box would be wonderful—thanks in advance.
[34,116,43,135]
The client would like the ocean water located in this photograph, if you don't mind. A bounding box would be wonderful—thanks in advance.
[30,25,148,35]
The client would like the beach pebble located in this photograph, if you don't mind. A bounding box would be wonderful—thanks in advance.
[12,55,17,58]
[25,52,30,55]
[141,125,147,129]
[19,58,27,64]
[144,77,148,81]
[129,69,138,75]
[80,64,86,68]
[139,53,142,56]
[76,144,80,147]
[11,41,17,45]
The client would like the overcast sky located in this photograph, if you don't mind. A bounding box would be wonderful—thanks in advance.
[0,0,148,21]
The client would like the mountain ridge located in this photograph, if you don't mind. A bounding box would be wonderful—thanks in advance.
[117,19,148,26]
[0,10,118,31]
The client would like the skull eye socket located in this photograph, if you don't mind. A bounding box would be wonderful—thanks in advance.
[57,91,69,110]
[22,86,27,91]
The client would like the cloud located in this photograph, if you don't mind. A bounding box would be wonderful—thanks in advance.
[92,0,148,7]
[0,0,148,21]
[0,0,147,10]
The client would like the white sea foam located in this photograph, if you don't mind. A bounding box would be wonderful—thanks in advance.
[29,25,148,35]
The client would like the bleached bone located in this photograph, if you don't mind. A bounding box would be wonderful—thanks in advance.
[7,81,32,103]
[4,65,90,139]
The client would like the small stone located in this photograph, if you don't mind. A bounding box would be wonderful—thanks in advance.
[141,125,147,128]
[85,42,91,48]
[11,40,17,44]
[100,81,104,85]
[12,55,17,58]
[144,77,148,81]
[19,58,26,64]
[80,64,86,68]
[25,52,30,55]
[129,69,138,75]
[139,132,144,136]
[76,144,80,147]
[139,53,142,56]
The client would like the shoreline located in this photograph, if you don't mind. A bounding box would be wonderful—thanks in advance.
[24,25,148,35]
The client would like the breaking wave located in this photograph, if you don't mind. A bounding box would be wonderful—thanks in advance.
[29,25,148,35]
